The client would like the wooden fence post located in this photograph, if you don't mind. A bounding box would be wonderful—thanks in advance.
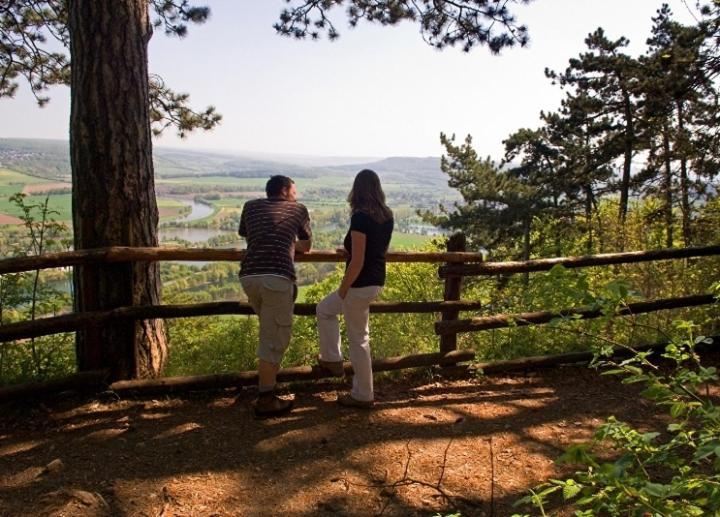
[439,232,467,366]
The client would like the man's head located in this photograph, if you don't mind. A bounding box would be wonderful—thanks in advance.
[266,175,297,201]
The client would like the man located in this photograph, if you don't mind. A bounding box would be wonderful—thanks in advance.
[239,175,312,417]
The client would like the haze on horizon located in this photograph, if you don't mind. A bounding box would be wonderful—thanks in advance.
[0,0,698,160]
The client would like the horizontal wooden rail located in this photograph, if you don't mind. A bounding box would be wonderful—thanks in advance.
[439,244,720,278]
[435,293,717,335]
[0,370,109,403]
[7,337,716,401]
[108,350,477,396]
[0,247,486,275]
[474,336,719,374]
[0,350,475,401]
[0,300,485,343]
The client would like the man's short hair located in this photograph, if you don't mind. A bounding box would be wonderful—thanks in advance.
[266,175,294,197]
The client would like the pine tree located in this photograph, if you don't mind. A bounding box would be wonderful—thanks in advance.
[545,28,641,233]
[637,4,709,246]
[542,92,614,251]
[274,0,533,53]
[426,133,546,262]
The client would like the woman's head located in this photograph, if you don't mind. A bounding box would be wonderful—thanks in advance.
[347,169,392,223]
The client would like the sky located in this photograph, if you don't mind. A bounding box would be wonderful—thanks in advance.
[0,0,700,161]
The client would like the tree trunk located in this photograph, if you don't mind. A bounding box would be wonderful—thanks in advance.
[676,99,691,246]
[618,89,634,249]
[69,0,167,380]
[585,185,593,253]
[522,216,531,285]
[661,124,674,248]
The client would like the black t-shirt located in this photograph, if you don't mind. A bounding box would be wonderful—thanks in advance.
[343,211,394,287]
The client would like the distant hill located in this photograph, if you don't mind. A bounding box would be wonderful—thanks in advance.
[327,157,446,185]
[0,139,328,180]
[0,138,448,186]
[0,138,71,180]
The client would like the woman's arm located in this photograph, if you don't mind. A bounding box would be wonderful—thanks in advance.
[338,230,366,299]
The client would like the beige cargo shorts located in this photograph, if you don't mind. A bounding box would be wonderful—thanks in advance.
[240,275,295,364]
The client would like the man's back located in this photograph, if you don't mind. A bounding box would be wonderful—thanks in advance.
[239,197,312,281]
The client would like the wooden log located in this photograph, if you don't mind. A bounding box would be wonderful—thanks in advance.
[0,247,486,275]
[2,244,717,276]
[106,248,485,264]
[440,233,467,365]
[476,337,720,374]
[439,244,720,278]
[0,249,111,275]
[0,300,485,343]
[0,370,108,403]
[435,293,717,335]
[108,350,476,396]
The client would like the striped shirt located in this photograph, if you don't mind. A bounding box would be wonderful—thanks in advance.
[238,197,312,281]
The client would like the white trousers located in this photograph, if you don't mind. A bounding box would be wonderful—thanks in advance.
[316,286,382,402]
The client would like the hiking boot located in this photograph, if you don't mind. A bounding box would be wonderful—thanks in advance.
[316,356,345,377]
[253,392,294,418]
[336,393,374,409]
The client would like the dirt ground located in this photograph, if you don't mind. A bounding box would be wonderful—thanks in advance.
[1,357,715,517]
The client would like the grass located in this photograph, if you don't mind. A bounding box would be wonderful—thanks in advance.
[157,176,263,187]
[390,232,433,249]
[0,193,73,221]
[0,190,189,225]
[0,168,49,186]
[296,284,313,303]
[212,197,250,208]
[157,198,186,208]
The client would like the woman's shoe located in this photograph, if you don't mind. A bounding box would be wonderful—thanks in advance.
[336,393,374,409]
[316,356,345,377]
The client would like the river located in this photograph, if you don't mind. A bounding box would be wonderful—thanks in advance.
[159,199,235,244]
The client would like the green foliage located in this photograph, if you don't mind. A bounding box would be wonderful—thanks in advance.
[513,285,720,516]
[0,193,74,384]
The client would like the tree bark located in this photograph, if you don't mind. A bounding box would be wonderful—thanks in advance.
[69,0,167,380]
[661,124,674,248]
[676,99,691,246]
[618,88,634,249]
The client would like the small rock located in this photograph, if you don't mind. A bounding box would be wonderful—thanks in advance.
[320,437,328,445]
[317,501,342,512]
[370,469,388,484]
[44,459,64,474]
[454,416,465,424]
[423,414,438,421]
[68,489,108,508]
[380,487,396,498]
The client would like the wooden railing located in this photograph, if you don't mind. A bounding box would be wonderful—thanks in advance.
[0,242,718,401]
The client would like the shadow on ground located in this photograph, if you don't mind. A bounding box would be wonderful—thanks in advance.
[2,356,712,517]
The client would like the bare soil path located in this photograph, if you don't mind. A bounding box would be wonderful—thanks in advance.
[2,356,715,517]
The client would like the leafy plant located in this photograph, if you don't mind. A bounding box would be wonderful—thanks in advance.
[513,287,720,516]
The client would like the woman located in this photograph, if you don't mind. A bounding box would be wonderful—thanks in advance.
[316,169,394,408]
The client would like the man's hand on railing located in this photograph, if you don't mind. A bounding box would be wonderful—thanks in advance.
[295,239,312,253]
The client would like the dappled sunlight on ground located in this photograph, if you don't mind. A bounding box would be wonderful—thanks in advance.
[2,356,717,516]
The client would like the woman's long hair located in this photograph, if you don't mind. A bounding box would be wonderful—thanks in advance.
[347,169,393,223]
